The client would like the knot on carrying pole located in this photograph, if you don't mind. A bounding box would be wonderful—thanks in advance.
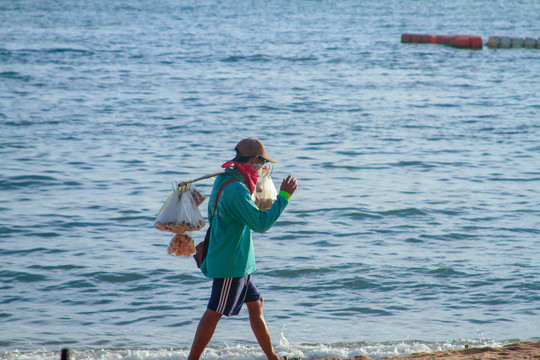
[177,180,193,193]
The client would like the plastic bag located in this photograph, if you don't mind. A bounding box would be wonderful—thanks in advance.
[190,186,206,207]
[252,168,277,211]
[155,185,206,233]
[173,182,207,207]
[167,233,196,257]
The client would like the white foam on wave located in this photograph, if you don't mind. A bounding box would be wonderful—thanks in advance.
[1,337,508,360]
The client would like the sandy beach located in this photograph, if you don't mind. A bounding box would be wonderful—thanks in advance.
[318,342,540,360]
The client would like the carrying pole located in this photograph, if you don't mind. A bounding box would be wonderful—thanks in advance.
[177,171,226,189]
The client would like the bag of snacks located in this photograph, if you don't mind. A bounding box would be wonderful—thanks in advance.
[155,185,206,233]
[252,167,277,211]
[189,186,206,207]
[168,233,196,257]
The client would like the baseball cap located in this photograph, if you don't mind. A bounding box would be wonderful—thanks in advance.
[235,138,276,163]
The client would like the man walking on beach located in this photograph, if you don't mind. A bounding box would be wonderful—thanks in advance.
[188,138,298,360]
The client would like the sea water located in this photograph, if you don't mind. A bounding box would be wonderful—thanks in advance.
[1,0,539,359]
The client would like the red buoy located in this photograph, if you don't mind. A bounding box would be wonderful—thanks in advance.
[421,34,436,43]
[410,34,422,43]
[450,36,470,48]
[435,35,452,44]
[469,36,483,49]
[402,33,483,49]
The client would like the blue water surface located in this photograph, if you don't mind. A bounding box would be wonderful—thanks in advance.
[1,0,539,358]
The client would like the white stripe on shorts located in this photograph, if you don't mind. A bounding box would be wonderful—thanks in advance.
[217,278,233,314]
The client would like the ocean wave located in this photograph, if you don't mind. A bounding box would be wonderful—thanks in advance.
[0,71,32,82]
[0,270,48,283]
[0,339,510,360]
[0,175,58,190]
[221,54,318,63]
[82,271,149,283]
[262,267,332,278]
[377,208,426,217]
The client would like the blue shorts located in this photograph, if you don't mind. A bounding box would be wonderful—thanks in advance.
[207,275,261,317]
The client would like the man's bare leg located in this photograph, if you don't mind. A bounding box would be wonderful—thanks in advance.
[188,308,222,360]
[246,298,283,360]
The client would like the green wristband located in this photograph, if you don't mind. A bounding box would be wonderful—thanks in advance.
[278,190,292,201]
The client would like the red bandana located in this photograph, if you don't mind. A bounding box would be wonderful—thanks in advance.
[221,161,260,194]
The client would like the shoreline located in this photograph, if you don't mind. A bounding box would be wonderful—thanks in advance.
[316,342,540,360]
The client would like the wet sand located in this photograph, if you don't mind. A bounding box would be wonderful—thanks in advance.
[317,342,540,360]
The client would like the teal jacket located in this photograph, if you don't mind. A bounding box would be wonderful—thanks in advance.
[200,169,290,278]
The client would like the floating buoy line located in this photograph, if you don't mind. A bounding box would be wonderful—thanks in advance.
[401,33,540,50]
[486,36,540,49]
